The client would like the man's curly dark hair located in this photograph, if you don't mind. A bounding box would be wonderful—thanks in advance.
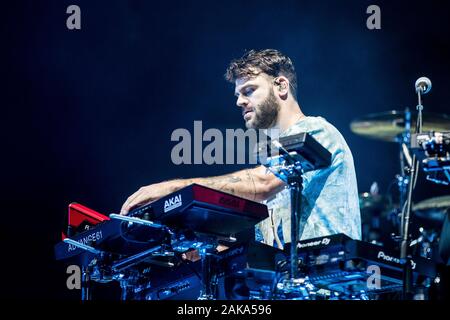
[225,49,298,100]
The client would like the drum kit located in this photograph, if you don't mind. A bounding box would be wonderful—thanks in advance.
[350,77,450,299]
[349,78,450,270]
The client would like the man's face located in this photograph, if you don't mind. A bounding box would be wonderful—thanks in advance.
[234,74,280,129]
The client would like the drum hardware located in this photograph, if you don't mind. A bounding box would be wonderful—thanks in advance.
[350,110,450,143]
[409,227,439,259]
[411,131,450,185]
[350,77,449,299]
[411,196,450,260]
[350,109,413,244]
[349,107,450,202]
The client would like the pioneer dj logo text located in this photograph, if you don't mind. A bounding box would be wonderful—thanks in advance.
[377,251,401,264]
[377,251,417,270]
[297,237,331,249]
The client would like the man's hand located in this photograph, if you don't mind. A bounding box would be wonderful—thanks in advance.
[120,166,284,215]
[120,180,182,215]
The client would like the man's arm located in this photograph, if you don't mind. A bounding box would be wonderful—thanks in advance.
[120,166,285,215]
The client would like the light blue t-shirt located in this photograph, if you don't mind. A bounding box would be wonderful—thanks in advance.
[256,116,361,248]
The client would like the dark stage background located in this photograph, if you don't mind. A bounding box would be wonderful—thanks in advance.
[2,0,449,299]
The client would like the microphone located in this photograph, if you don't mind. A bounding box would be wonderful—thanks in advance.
[415,77,432,94]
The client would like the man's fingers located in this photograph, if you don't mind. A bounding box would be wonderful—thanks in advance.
[120,190,143,215]
[121,188,155,215]
[122,199,151,215]
[120,196,136,215]
[120,205,130,215]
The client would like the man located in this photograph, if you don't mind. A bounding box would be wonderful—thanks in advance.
[120,49,361,247]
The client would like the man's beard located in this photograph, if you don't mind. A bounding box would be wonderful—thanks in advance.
[245,89,280,129]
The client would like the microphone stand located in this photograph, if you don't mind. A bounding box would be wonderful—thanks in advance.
[400,81,426,299]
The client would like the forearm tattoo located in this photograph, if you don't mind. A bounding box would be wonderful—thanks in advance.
[191,170,256,199]
[246,169,257,200]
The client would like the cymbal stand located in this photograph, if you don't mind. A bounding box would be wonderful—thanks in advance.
[398,109,411,208]
[396,109,411,239]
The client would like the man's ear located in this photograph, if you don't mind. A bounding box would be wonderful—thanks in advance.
[274,76,289,98]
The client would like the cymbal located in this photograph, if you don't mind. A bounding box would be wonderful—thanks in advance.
[413,195,450,223]
[350,110,450,142]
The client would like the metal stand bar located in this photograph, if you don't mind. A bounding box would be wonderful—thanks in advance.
[399,86,425,299]
[81,266,91,300]
[198,248,215,300]
[289,179,302,280]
